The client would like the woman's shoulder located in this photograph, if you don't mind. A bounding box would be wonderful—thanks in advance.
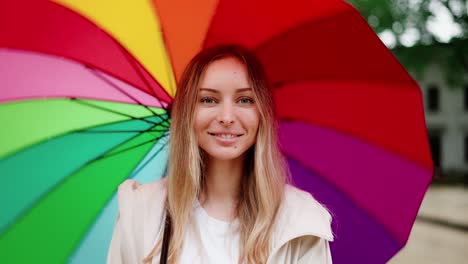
[116,178,167,220]
[283,184,332,220]
[118,177,167,201]
[117,177,167,200]
[275,184,334,241]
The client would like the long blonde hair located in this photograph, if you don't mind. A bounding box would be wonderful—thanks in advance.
[144,45,290,264]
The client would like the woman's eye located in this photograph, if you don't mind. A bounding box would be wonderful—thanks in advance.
[239,97,254,104]
[200,97,216,104]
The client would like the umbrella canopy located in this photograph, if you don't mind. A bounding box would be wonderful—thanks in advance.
[0,0,433,263]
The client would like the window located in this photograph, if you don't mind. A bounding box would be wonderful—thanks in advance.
[427,84,439,112]
[428,131,441,167]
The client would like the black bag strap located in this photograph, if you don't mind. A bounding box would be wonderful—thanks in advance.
[159,211,171,264]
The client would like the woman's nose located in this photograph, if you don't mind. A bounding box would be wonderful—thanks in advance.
[217,103,235,124]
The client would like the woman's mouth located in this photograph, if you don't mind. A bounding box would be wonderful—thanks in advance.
[208,132,243,144]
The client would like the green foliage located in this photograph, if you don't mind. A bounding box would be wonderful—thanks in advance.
[347,0,468,88]
[393,38,468,87]
[347,0,468,44]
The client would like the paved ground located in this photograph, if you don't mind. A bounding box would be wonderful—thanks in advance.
[388,185,468,264]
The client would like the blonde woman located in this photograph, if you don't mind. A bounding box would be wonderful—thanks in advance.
[107,45,334,264]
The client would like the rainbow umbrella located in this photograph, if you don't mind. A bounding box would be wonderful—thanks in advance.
[0,0,433,263]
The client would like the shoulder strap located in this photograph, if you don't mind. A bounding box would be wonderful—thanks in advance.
[159,211,171,264]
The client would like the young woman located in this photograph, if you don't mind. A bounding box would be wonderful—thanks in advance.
[107,45,333,264]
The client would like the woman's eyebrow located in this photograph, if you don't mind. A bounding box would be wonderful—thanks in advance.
[199,88,252,93]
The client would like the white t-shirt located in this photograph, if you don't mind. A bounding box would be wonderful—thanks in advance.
[179,200,240,264]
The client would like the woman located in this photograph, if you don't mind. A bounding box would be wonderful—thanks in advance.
[107,45,333,264]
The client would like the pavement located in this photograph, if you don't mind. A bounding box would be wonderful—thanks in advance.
[388,185,468,264]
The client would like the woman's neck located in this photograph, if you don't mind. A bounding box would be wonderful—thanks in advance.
[199,155,244,221]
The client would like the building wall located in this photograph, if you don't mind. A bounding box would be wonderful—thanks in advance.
[418,63,468,175]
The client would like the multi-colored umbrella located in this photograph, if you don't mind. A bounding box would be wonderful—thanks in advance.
[0,0,433,263]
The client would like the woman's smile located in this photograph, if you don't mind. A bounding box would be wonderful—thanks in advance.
[208,132,243,145]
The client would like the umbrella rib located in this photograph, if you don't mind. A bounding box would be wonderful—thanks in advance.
[87,122,167,164]
[97,131,168,161]
[87,67,162,117]
[78,128,168,133]
[71,98,160,126]
[118,45,172,124]
[82,125,166,167]
[77,114,170,133]
[115,45,158,99]
[1,111,168,160]
[129,135,169,179]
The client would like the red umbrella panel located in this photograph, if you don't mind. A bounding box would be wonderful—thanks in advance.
[0,0,433,263]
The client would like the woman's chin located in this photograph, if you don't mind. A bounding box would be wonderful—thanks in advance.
[203,149,247,161]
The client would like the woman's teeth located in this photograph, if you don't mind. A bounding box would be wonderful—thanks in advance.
[209,133,239,139]
[217,134,236,138]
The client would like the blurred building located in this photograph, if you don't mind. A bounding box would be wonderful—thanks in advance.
[416,62,468,178]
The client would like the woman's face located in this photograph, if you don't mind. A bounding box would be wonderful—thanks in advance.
[194,56,260,161]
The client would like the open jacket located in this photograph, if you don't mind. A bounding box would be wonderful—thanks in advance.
[107,178,334,264]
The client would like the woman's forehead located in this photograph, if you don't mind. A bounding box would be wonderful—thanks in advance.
[198,57,251,92]
[199,87,252,93]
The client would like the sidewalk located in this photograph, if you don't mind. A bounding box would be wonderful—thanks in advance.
[388,185,468,264]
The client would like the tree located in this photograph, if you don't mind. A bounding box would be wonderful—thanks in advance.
[347,0,468,87]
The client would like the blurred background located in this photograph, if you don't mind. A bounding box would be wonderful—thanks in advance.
[347,0,468,263]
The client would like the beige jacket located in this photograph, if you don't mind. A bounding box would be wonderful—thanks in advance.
[107,178,334,264]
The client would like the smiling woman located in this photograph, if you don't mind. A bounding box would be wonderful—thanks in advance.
[107,45,334,264]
